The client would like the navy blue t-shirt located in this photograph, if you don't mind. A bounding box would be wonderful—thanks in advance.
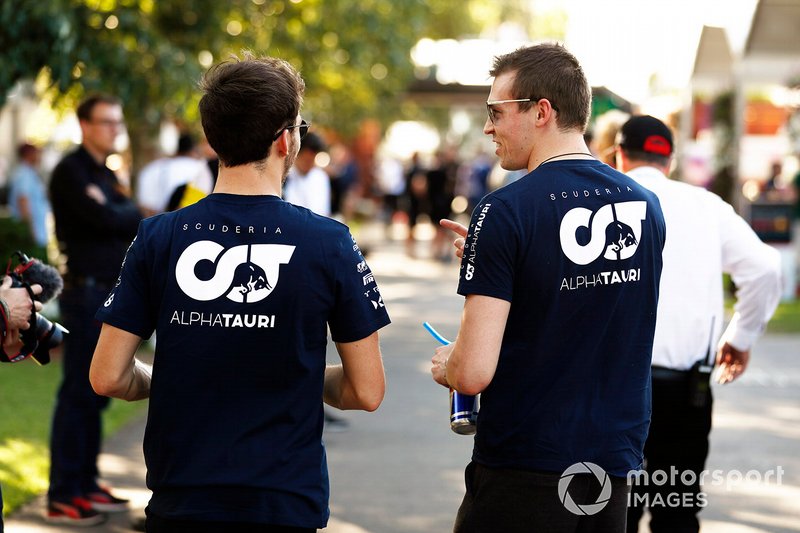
[457,160,665,477]
[96,194,390,527]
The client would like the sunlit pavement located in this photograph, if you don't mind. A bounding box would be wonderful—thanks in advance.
[6,221,800,532]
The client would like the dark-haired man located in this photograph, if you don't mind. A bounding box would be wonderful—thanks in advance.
[617,115,781,533]
[433,44,666,532]
[91,54,388,532]
[47,94,142,526]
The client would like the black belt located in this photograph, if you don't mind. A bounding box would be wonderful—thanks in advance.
[651,366,691,382]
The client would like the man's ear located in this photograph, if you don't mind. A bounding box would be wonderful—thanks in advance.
[533,98,556,126]
[274,130,290,157]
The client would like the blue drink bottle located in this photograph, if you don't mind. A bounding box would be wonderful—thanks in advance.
[423,322,478,435]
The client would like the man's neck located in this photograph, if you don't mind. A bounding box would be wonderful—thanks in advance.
[528,131,592,171]
[82,143,109,166]
[213,161,283,197]
[623,160,670,176]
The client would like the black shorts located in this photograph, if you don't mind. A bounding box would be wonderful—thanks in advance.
[454,461,630,533]
[145,512,315,533]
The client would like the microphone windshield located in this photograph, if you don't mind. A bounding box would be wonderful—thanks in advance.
[24,260,64,303]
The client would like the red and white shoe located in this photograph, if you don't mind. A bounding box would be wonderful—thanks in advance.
[46,497,106,526]
[84,486,130,513]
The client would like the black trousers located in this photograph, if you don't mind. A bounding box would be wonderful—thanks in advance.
[454,462,630,533]
[627,371,713,533]
[145,512,316,533]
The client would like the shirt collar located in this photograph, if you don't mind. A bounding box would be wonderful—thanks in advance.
[76,145,109,171]
[626,165,666,183]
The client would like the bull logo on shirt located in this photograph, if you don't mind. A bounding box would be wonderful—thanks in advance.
[232,262,272,296]
[559,201,647,265]
[604,220,638,260]
[176,240,295,303]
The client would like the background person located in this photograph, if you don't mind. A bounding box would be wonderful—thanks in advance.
[8,143,51,257]
[136,132,215,217]
[283,131,331,217]
[616,115,782,533]
[432,43,666,533]
[90,53,388,532]
[47,94,142,526]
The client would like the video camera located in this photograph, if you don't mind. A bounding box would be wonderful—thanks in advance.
[1,251,68,365]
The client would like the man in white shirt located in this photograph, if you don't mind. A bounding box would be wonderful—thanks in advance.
[617,115,782,533]
[136,133,215,217]
[283,132,331,217]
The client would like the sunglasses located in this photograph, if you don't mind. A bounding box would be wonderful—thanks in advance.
[485,98,559,124]
[274,119,310,141]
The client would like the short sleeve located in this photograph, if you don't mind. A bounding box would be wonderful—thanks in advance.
[95,224,155,339]
[457,197,518,302]
[327,229,391,343]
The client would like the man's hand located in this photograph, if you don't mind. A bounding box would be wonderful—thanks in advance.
[716,342,750,384]
[431,343,454,388]
[2,325,23,353]
[86,183,108,205]
[440,219,468,259]
[0,276,43,330]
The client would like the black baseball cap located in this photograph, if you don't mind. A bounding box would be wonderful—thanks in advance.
[617,115,673,157]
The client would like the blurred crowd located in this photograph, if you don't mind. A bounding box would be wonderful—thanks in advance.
[3,112,800,272]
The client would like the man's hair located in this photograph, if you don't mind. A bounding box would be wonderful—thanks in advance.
[199,52,305,168]
[490,43,591,132]
[17,142,39,159]
[299,132,326,154]
[76,94,121,122]
[176,133,196,155]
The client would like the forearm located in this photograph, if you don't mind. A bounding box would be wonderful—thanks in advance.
[123,358,152,401]
[323,363,382,411]
[90,324,149,401]
[323,364,345,408]
[94,357,151,401]
[446,339,493,395]
[323,364,359,410]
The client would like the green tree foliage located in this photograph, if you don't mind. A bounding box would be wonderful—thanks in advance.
[1,0,549,166]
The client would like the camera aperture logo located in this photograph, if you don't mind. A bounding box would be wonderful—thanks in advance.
[558,462,612,516]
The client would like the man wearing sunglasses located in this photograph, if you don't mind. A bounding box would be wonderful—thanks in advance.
[90,53,389,533]
[432,43,666,532]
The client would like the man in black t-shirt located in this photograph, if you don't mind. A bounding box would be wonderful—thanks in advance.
[47,94,142,526]
[432,44,665,533]
[91,53,389,533]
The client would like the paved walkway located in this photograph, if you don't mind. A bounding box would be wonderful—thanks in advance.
[6,223,800,532]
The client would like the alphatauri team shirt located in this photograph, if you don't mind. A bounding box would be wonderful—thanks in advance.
[458,159,666,477]
[97,193,390,528]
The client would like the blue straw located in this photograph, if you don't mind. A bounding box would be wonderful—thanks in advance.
[423,322,451,346]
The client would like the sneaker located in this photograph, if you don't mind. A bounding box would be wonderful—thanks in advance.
[84,487,129,513]
[46,497,106,526]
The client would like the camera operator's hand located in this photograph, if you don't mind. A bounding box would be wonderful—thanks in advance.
[2,324,23,353]
[0,275,43,330]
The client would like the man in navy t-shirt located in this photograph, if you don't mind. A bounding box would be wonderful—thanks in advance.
[431,44,665,532]
[90,53,390,533]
